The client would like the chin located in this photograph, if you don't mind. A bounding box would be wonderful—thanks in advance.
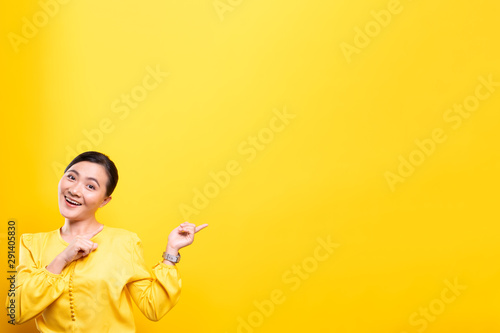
[59,209,76,219]
[58,203,81,220]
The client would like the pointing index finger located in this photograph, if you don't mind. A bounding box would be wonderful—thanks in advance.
[87,225,104,240]
[194,224,209,233]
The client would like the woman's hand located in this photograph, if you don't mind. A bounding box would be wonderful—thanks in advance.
[60,231,101,264]
[46,226,103,274]
[166,222,208,253]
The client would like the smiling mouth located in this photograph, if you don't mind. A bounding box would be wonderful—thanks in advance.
[65,196,82,206]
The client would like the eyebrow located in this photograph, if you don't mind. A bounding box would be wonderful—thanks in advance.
[67,169,101,187]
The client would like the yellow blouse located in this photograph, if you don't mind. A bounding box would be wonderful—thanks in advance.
[5,225,181,332]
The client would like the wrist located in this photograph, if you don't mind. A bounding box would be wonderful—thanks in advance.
[165,245,179,256]
[55,254,70,267]
[47,256,67,274]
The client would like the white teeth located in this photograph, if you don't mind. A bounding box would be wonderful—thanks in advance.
[66,197,82,206]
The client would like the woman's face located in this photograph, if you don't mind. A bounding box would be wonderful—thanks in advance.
[58,161,112,221]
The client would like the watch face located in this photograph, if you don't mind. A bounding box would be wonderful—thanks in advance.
[164,252,180,262]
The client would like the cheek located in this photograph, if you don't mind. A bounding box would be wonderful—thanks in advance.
[57,180,64,194]
[59,177,70,188]
[86,192,105,206]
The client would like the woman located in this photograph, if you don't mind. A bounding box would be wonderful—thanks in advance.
[6,151,208,332]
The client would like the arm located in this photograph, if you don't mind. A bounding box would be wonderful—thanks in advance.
[5,234,67,325]
[126,235,182,321]
[127,222,208,321]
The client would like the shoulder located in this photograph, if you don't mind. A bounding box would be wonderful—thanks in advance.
[20,229,59,249]
[21,229,57,239]
[102,227,144,255]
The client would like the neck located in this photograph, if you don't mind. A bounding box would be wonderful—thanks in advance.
[61,218,103,236]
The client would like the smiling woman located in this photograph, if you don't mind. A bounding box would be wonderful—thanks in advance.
[5,151,208,332]
[58,152,117,228]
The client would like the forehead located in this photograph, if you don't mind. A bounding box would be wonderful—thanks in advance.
[66,161,109,183]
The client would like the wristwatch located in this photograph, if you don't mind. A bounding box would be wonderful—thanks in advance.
[162,251,181,263]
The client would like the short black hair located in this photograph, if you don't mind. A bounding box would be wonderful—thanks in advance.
[64,151,119,197]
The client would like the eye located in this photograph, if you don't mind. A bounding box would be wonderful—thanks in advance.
[87,184,96,190]
[67,174,75,180]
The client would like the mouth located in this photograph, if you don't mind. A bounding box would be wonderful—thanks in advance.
[64,196,82,207]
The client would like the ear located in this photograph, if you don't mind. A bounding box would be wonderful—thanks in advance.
[99,196,112,208]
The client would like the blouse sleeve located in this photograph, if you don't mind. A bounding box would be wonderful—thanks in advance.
[4,234,67,324]
[126,234,182,322]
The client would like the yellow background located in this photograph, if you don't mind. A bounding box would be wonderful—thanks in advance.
[1,0,499,332]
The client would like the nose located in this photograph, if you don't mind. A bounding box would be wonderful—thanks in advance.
[68,185,82,197]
